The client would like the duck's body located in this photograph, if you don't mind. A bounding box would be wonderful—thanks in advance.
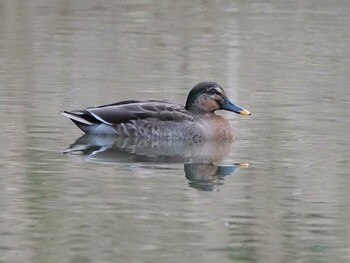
[60,81,250,141]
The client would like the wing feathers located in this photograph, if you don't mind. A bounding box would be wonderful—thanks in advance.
[86,101,195,124]
[87,110,113,125]
[60,100,196,136]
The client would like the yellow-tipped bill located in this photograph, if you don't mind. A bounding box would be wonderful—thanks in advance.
[221,98,251,116]
[239,109,251,115]
[238,163,250,168]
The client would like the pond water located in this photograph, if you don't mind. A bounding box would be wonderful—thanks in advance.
[1,1,350,263]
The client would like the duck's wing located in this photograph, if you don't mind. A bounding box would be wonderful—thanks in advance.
[86,100,196,125]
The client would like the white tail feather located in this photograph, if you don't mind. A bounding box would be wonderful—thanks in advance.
[59,111,93,125]
[87,109,113,125]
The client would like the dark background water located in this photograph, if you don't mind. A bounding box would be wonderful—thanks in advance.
[1,1,350,262]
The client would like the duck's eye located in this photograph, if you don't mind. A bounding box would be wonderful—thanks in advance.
[208,89,219,95]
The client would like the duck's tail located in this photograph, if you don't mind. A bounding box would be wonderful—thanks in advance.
[59,110,117,135]
[59,110,96,133]
[59,111,94,125]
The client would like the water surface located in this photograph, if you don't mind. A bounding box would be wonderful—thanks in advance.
[1,1,350,263]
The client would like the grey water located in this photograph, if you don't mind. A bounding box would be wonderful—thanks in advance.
[1,1,350,263]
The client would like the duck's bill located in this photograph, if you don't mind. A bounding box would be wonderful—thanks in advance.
[221,98,251,115]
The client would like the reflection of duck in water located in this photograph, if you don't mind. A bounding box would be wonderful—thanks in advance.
[184,163,249,191]
[60,81,250,141]
[64,135,249,191]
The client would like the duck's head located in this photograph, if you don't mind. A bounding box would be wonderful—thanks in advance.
[185,81,251,115]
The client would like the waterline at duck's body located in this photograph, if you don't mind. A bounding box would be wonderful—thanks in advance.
[73,114,234,141]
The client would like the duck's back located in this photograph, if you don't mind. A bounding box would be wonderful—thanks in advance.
[88,100,195,124]
[62,100,207,140]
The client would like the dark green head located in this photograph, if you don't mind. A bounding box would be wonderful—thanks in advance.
[185,81,251,115]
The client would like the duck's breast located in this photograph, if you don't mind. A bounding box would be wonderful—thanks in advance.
[200,115,234,140]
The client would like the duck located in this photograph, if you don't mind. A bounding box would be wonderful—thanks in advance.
[59,81,250,141]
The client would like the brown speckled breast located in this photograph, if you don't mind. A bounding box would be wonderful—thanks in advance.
[200,115,234,140]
